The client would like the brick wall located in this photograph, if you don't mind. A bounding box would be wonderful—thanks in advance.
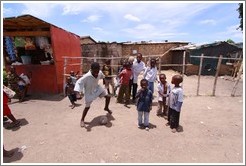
[81,42,188,72]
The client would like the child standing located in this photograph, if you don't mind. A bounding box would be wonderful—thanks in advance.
[143,58,158,94]
[156,74,171,118]
[116,62,132,105]
[102,60,115,96]
[167,75,184,133]
[135,79,153,131]
[131,53,146,102]
[65,76,77,109]
[114,60,127,97]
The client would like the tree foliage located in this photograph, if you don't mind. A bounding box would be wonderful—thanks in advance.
[237,3,243,31]
[226,39,235,44]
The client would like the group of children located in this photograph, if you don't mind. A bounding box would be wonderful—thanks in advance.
[64,53,184,133]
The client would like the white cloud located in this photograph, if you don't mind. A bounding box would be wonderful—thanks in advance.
[135,24,155,31]
[122,23,188,41]
[124,14,141,22]
[82,15,101,23]
[21,3,58,18]
[200,19,216,25]
[3,7,15,16]
[93,27,103,32]
[225,25,243,39]
[216,24,243,41]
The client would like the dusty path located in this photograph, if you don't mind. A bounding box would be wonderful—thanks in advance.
[2,70,244,164]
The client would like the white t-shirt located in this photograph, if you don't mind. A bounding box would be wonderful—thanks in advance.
[74,70,106,103]
[157,82,171,102]
[132,59,146,83]
[169,86,183,112]
[144,66,158,82]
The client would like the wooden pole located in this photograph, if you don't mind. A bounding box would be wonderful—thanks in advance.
[63,57,67,96]
[197,54,204,96]
[159,57,161,74]
[182,51,186,88]
[212,55,223,96]
[231,62,243,96]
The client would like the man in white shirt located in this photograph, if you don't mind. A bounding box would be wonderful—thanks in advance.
[74,62,112,128]
[131,53,146,102]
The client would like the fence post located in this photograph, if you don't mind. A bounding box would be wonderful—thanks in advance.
[212,55,223,96]
[231,62,243,96]
[94,54,96,62]
[182,51,186,88]
[159,57,161,74]
[197,54,204,96]
[63,57,67,96]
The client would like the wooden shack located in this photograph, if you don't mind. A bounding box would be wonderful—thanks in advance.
[3,14,82,94]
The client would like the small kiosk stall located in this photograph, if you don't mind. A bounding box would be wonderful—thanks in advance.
[3,14,82,94]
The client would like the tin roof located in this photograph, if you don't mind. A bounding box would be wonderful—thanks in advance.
[3,14,79,37]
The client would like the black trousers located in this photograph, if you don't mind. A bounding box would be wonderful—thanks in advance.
[132,83,138,100]
[170,108,180,129]
[129,79,133,96]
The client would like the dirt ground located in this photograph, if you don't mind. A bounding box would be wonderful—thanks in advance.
[2,70,244,164]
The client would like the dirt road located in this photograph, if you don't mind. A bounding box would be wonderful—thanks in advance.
[2,70,244,164]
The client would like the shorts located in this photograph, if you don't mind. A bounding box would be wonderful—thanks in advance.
[103,78,114,89]
[85,86,108,107]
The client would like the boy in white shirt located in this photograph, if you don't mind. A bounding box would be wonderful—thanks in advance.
[74,62,112,128]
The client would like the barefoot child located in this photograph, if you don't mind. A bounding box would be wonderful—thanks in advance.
[156,74,171,118]
[74,62,112,128]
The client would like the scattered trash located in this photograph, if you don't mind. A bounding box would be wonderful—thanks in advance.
[200,121,204,124]
[39,141,45,145]
[207,106,212,110]
[18,145,27,153]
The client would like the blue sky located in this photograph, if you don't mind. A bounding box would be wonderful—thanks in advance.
[2,1,244,44]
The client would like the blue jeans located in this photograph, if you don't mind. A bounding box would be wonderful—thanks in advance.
[148,81,154,94]
[138,111,150,127]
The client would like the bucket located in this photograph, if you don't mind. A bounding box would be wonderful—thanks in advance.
[21,55,32,64]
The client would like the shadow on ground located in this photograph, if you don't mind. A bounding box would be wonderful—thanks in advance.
[3,148,23,163]
[85,113,115,132]
[3,118,29,131]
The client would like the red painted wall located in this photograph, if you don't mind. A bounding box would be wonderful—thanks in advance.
[6,65,57,94]
[50,26,82,93]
